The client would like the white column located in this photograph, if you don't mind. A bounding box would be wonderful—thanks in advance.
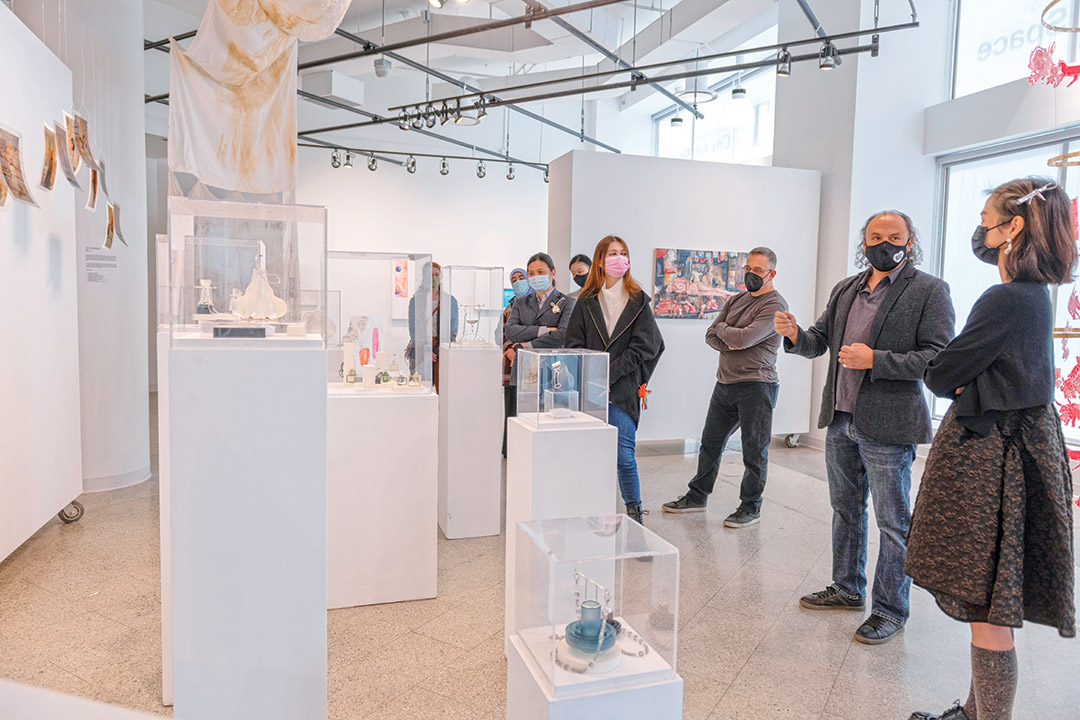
[15,0,151,491]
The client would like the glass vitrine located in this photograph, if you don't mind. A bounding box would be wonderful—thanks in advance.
[440,265,504,348]
[516,349,609,426]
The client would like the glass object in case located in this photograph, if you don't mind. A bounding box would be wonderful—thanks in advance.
[167,197,327,347]
[440,265,504,348]
[328,251,434,394]
[512,515,679,698]
[516,349,608,426]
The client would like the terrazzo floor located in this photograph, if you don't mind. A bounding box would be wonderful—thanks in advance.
[1,396,1078,719]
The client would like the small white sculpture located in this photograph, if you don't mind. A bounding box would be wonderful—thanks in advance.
[234,268,287,320]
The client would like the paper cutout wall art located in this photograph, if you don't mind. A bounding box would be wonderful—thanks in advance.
[63,112,81,175]
[0,126,38,207]
[54,120,80,190]
[234,267,287,320]
[85,168,98,211]
[1032,5,1080,166]
[40,124,57,191]
[104,202,115,249]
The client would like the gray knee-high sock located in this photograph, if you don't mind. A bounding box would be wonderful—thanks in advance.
[971,644,1017,720]
[963,674,978,719]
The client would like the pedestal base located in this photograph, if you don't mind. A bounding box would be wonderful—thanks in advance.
[507,635,683,720]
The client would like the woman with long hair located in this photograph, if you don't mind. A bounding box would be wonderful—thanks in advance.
[907,178,1076,720]
[566,236,665,524]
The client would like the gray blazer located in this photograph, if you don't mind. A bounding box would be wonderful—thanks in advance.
[785,266,955,446]
[505,288,576,384]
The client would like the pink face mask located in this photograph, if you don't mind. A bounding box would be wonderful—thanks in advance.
[605,255,630,278]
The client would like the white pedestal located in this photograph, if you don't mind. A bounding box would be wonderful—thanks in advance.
[156,332,173,706]
[505,417,618,652]
[438,345,503,539]
[0,678,165,720]
[167,346,327,720]
[327,387,438,608]
[507,635,683,720]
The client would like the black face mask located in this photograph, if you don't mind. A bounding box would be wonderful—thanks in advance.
[863,241,908,272]
[744,271,765,292]
[971,221,1011,265]
[573,274,588,288]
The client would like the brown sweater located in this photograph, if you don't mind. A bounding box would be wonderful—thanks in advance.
[706,289,788,385]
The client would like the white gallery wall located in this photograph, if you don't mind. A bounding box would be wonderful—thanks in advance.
[17,0,151,491]
[0,4,83,560]
[549,150,820,444]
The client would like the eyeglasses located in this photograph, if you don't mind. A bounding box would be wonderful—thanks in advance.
[742,266,770,275]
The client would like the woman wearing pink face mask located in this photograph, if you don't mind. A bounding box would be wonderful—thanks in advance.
[566,236,665,525]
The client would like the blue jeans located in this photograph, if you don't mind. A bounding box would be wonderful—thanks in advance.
[608,404,640,507]
[825,412,915,625]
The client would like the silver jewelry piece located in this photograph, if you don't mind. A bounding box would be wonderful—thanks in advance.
[1016,182,1058,205]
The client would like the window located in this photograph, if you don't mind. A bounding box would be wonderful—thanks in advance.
[953,0,1080,99]
[934,135,1080,444]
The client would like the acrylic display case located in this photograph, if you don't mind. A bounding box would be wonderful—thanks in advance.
[166,197,327,348]
[516,349,609,426]
[512,515,679,698]
[440,265,504,347]
[328,251,434,394]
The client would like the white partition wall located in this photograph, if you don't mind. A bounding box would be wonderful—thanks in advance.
[0,5,83,563]
[547,151,820,443]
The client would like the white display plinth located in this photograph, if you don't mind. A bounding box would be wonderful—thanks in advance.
[504,416,618,652]
[156,331,174,706]
[507,634,683,720]
[328,387,438,608]
[0,678,165,720]
[438,345,503,539]
[168,346,327,720]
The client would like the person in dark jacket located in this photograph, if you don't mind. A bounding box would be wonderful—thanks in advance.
[505,252,576,384]
[566,236,664,525]
[907,179,1076,720]
[774,210,955,645]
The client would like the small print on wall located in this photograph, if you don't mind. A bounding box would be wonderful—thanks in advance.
[0,125,38,208]
[652,247,748,319]
[393,258,409,298]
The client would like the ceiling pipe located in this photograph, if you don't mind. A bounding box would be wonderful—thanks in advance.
[297,133,405,166]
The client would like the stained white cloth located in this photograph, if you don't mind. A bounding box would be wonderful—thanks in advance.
[599,278,629,335]
[168,0,351,194]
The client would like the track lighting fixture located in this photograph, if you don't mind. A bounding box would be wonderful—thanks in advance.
[452,100,463,124]
[439,102,451,126]
[410,112,423,130]
[476,99,487,120]
[374,57,392,79]
[398,110,410,129]
[343,152,354,169]
[543,168,549,183]
[330,150,341,169]
[440,158,449,175]
[428,0,443,9]
[819,41,838,70]
[477,161,486,178]
[424,104,437,129]
[506,164,515,181]
[406,156,417,174]
[776,48,791,77]
[367,156,378,171]
[670,115,684,130]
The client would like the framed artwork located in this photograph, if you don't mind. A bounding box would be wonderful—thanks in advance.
[652,247,748,319]
[393,258,408,298]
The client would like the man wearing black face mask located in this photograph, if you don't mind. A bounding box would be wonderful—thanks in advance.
[663,247,787,528]
[773,211,955,646]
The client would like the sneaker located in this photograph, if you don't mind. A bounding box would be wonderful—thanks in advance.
[909,703,969,720]
[854,614,904,645]
[723,507,760,528]
[625,503,649,525]
[662,495,706,513]
[799,584,866,611]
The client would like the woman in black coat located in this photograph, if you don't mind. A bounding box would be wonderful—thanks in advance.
[907,178,1076,720]
[566,236,664,524]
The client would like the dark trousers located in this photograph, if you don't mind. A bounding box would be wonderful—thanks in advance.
[502,385,517,457]
[686,381,778,512]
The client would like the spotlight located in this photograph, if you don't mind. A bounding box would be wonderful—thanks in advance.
[428,0,443,7]
[330,150,341,169]
[374,57,392,78]
[398,110,410,130]
[506,164,515,181]
[453,100,463,123]
[776,48,791,77]
[410,111,423,130]
[439,102,451,126]
[406,156,417,174]
[425,104,437,129]
[367,156,378,171]
[543,167,549,183]
[670,115,684,130]
[476,99,487,120]
[477,160,486,178]
[440,158,449,176]
[819,41,838,70]
[343,152,354,169]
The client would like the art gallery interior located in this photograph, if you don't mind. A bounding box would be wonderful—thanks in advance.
[2,0,1079,718]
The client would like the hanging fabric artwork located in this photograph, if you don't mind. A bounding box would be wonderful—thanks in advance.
[168,0,352,195]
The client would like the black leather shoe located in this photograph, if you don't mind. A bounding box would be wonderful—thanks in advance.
[854,614,904,645]
[799,585,865,611]
[909,702,969,720]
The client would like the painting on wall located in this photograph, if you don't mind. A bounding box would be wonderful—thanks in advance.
[652,248,749,319]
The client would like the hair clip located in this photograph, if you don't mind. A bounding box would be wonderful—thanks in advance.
[1016,182,1058,205]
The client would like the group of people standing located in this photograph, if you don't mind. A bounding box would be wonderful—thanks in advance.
[495,175,1075,720]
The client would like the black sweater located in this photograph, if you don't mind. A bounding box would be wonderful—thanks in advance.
[924,281,1055,435]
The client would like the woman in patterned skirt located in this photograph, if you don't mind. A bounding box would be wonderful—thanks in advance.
[907,178,1076,720]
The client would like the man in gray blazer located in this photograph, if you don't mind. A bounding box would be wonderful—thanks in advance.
[775,211,955,646]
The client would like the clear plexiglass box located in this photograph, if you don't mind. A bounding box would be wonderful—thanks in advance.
[328,251,434,394]
[440,265,504,348]
[516,349,609,426]
[167,197,327,348]
[512,515,679,698]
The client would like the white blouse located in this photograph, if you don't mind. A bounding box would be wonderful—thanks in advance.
[599,278,629,335]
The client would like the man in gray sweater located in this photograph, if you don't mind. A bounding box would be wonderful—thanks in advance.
[663,247,788,529]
